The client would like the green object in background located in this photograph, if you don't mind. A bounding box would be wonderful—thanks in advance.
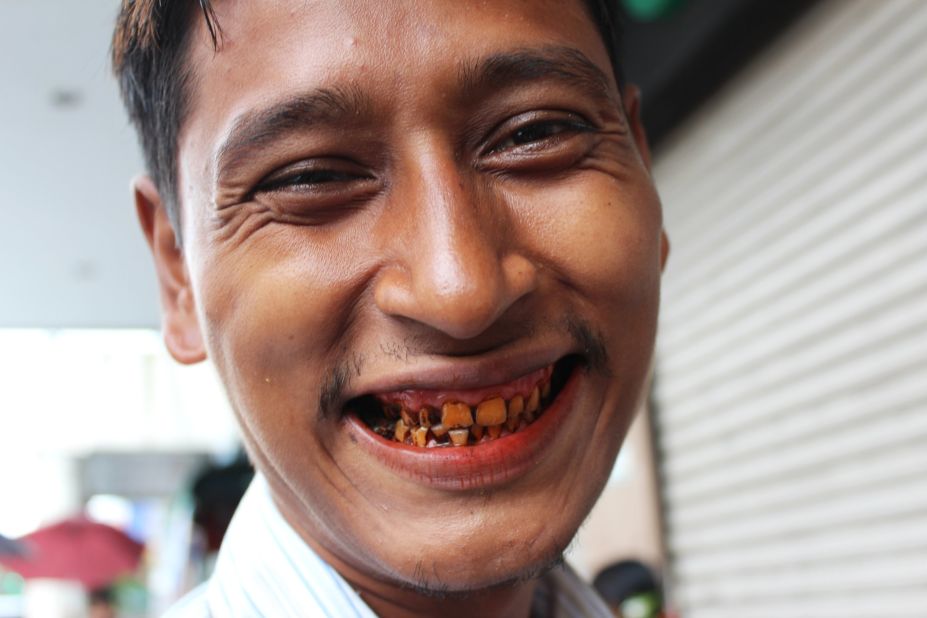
[0,570,24,595]
[621,591,661,618]
[113,577,149,615]
[622,0,684,21]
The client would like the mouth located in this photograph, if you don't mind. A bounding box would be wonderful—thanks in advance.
[346,355,582,448]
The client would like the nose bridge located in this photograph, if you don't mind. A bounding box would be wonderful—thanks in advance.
[375,144,535,340]
[416,156,498,298]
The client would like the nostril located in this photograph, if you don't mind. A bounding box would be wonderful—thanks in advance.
[373,261,518,340]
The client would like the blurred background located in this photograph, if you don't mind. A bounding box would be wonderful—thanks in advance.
[1,0,925,616]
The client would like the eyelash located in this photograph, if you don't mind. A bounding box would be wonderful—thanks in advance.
[487,115,594,155]
[257,168,362,193]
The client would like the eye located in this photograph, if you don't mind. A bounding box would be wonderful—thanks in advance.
[255,164,368,195]
[486,112,594,155]
[249,157,381,221]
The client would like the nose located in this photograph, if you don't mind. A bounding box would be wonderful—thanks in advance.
[373,154,538,340]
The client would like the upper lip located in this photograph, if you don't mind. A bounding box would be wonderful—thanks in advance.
[340,343,577,405]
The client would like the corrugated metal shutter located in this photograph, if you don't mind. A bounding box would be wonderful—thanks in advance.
[651,0,927,615]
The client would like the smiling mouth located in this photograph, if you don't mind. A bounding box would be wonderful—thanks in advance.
[347,355,581,447]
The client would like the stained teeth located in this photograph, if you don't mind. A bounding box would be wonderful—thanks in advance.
[442,402,474,428]
[373,375,556,447]
[506,395,524,432]
[394,419,409,443]
[525,386,540,422]
[400,408,415,427]
[448,428,469,446]
[412,426,428,447]
[418,408,431,427]
[476,397,506,426]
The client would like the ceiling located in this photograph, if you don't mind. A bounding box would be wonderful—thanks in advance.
[0,0,157,328]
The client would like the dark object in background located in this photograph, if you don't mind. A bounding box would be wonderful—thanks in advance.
[0,518,143,589]
[88,585,116,618]
[191,453,254,552]
[0,533,27,557]
[593,559,662,618]
[619,0,817,148]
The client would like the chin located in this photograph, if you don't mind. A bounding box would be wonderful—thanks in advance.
[391,530,574,597]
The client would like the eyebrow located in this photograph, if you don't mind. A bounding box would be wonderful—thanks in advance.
[215,46,616,177]
[458,45,616,106]
[216,85,371,177]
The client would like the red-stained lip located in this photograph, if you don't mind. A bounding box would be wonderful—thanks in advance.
[344,362,582,491]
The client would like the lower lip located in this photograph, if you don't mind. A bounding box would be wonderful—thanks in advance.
[344,365,583,491]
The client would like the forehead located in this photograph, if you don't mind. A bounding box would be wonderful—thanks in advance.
[179,0,614,143]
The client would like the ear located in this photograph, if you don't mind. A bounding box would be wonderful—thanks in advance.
[622,84,652,170]
[134,176,207,364]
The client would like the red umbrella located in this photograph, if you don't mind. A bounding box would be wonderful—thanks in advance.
[0,517,144,589]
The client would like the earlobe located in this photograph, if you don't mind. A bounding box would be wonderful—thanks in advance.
[622,84,652,170]
[133,176,207,365]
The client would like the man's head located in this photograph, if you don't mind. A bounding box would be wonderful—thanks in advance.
[114,0,667,601]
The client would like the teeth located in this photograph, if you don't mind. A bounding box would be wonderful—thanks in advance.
[527,386,540,414]
[412,426,428,447]
[418,408,431,428]
[394,419,409,443]
[524,386,540,422]
[506,395,524,432]
[374,376,556,447]
[475,397,506,426]
[400,408,415,427]
[442,402,474,428]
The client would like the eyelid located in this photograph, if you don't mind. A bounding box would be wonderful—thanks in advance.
[253,157,373,194]
[481,110,594,156]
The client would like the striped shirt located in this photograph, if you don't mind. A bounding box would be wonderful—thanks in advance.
[164,475,613,618]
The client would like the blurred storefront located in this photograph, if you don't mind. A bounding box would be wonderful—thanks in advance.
[651,0,927,614]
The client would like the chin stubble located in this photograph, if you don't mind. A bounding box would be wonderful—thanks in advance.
[399,549,567,600]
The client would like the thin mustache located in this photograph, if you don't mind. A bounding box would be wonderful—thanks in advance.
[317,315,609,419]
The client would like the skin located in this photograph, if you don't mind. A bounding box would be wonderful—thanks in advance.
[135,1,668,616]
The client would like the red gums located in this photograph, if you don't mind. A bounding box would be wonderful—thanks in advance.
[374,364,553,411]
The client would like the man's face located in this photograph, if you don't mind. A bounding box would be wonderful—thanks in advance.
[157,0,665,593]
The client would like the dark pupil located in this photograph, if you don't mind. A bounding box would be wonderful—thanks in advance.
[299,170,351,184]
[513,123,561,145]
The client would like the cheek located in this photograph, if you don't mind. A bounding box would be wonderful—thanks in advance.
[516,177,664,302]
[191,226,370,407]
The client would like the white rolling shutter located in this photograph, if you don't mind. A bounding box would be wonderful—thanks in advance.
[651,1,927,616]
